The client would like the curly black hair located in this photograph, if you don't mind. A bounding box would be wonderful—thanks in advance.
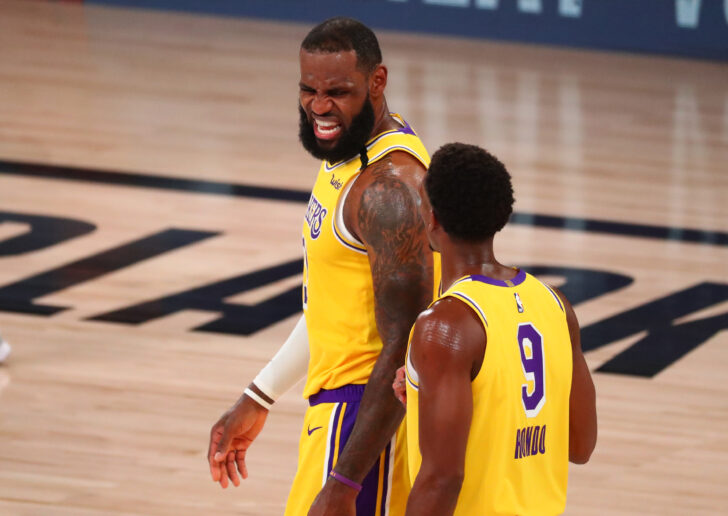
[425,143,514,241]
[301,17,382,74]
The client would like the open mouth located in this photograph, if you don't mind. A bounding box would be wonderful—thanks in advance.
[313,118,342,140]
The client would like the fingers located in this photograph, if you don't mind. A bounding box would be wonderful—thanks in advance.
[208,424,238,487]
[214,426,233,463]
[208,426,223,481]
[208,425,221,462]
[219,462,229,489]
[236,449,248,480]
[226,451,240,487]
[392,368,407,407]
[210,460,221,483]
[207,405,264,488]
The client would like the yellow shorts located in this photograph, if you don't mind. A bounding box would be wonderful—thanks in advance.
[284,384,410,516]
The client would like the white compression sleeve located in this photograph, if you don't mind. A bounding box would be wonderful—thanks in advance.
[252,314,309,403]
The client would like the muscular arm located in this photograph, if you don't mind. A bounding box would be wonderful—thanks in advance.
[333,153,434,482]
[554,287,597,464]
[405,298,485,516]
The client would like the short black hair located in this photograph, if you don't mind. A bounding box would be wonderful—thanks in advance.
[301,17,382,74]
[425,143,514,241]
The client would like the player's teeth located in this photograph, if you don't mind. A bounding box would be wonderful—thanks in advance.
[316,120,338,128]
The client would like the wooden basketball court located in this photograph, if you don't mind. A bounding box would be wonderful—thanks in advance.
[0,0,726,514]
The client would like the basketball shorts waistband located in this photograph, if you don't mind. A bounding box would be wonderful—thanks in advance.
[308,384,366,406]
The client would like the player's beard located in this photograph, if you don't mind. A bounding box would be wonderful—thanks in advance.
[298,94,375,164]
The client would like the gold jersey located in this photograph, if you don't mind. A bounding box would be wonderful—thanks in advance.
[406,271,572,515]
[302,114,439,398]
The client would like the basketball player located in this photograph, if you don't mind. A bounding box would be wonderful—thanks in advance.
[207,18,439,516]
[401,143,597,515]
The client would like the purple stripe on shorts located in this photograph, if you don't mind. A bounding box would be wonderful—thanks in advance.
[318,387,392,516]
[326,402,344,474]
[356,450,381,516]
[348,411,384,516]
[309,384,366,406]
[380,440,392,516]
[327,401,359,489]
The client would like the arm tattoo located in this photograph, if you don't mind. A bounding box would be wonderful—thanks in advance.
[331,156,433,481]
[358,157,432,345]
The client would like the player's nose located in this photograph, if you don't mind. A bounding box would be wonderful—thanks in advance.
[311,94,333,117]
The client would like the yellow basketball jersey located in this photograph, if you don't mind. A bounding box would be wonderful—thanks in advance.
[406,271,572,515]
[302,114,439,398]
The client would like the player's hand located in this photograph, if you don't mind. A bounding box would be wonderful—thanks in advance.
[393,365,407,407]
[307,477,358,516]
[207,394,268,488]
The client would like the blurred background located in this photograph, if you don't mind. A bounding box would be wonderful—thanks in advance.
[0,0,726,514]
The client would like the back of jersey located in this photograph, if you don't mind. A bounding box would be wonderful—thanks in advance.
[406,270,572,515]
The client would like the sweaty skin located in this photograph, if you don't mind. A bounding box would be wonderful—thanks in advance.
[405,297,485,516]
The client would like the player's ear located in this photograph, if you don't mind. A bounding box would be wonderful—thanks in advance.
[426,206,440,233]
[425,209,444,252]
[368,65,387,99]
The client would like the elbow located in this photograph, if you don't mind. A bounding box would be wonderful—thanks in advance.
[418,468,464,498]
[432,474,464,503]
[569,434,597,464]
[569,449,592,465]
[569,399,598,465]
[438,472,465,494]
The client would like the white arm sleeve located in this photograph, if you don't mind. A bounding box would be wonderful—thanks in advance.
[252,314,309,403]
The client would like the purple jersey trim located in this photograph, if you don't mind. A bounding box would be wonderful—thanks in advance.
[405,373,418,391]
[364,116,416,147]
[469,269,526,287]
[333,219,367,253]
[450,291,489,327]
[367,145,427,168]
[398,119,416,136]
[309,384,366,406]
[543,284,564,312]
[323,115,418,171]
[324,154,358,172]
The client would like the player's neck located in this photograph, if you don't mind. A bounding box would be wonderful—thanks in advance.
[369,98,398,138]
[439,239,516,291]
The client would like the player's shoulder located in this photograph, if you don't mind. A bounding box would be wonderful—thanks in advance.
[346,154,425,238]
[357,150,426,191]
[412,296,485,350]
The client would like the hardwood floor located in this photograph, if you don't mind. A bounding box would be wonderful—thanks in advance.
[0,0,726,514]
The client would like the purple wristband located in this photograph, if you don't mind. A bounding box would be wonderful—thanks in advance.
[329,471,363,492]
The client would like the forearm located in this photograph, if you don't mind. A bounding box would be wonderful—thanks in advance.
[330,348,405,481]
[569,350,597,464]
[331,269,430,481]
[250,314,309,406]
[406,471,462,516]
